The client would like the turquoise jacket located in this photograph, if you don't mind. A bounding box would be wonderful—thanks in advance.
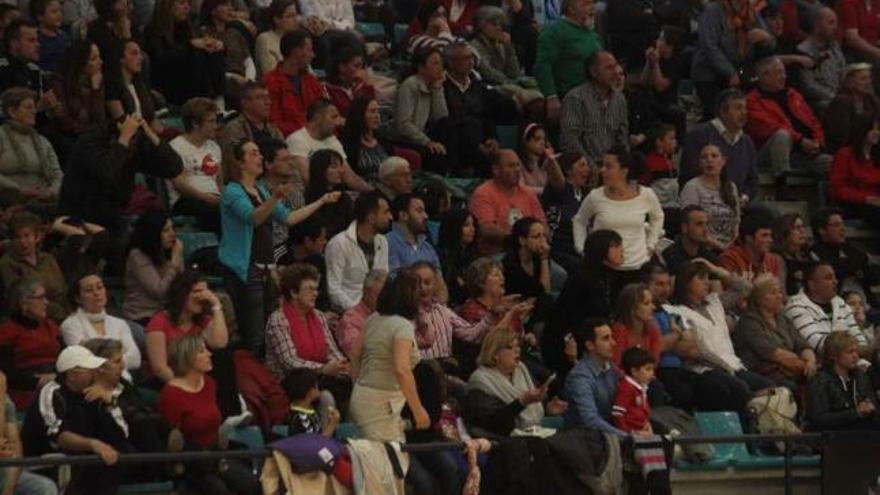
[219,181,290,281]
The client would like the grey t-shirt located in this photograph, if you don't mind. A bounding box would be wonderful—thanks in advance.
[680,177,740,248]
[356,314,420,391]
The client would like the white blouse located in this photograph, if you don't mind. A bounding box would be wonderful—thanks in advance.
[61,308,142,371]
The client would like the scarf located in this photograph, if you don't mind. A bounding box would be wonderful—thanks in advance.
[720,0,755,59]
[282,302,328,363]
[80,308,107,323]
[468,362,545,429]
[414,306,437,350]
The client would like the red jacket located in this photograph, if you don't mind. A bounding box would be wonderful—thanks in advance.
[719,243,784,284]
[612,375,650,433]
[0,316,61,409]
[779,0,806,44]
[264,67,327,136]
[830,146,880,204]
[746,88,825,148]
[326,80,375,119]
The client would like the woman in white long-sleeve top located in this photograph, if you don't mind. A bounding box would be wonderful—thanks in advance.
[572,145,664,282]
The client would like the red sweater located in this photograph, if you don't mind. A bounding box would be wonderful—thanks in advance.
[0,316,61,409]
[719,243,784,283]
[746,88,825,148]
[610,321,661,368]
[830,146,880,204]
[264,67,327,136]
[612,375,650,433]
[159,376,221,448]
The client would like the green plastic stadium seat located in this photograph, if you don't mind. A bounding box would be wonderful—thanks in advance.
[272,424,290,438]
[335,422,363,440]
[176,231,218,262]
[228,425,264,450]
[496,125,519,149]
[394,24,408,45]
[541,416,565,430]
[356,22,385,39]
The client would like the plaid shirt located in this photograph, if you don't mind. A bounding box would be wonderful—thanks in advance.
[418,303,492,360]
[265,308,344,380]
[559,81,629,166]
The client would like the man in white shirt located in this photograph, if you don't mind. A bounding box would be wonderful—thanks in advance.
[168,97,223,233]
[325,190,392,311]
[286,98,372,192]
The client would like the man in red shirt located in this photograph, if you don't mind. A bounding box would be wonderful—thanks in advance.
[720,214,784,283]
[264,30,328,136]
[469,149,547,254]
[837,0,880,61]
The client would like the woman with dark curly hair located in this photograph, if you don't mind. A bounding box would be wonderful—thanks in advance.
[437,209,479,306]
[50,40,106,140]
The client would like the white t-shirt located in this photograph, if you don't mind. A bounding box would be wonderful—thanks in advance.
[168,135,222,205]
[285,128,348,161]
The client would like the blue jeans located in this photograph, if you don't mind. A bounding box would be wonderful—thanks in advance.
[14,472,58,495]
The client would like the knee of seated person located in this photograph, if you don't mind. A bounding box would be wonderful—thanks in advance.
[771,129,793,145]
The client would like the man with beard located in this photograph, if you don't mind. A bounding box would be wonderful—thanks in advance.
[387,193,441,274]
[325,191,392,311]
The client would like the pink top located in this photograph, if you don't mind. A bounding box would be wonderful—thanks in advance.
[335,301,371,358]
[145,311,211,376]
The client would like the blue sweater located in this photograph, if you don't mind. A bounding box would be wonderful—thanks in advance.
[219,182,289,281]
[680,121,758,198]
[564,356,626,436]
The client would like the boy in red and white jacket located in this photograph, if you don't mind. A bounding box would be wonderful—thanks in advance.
[612,347,655,434]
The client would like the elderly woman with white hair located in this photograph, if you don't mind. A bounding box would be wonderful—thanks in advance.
[469,5,544,120]
[376,156,413,201]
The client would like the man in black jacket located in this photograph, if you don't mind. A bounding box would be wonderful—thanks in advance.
[443,41,518,176]
[59,114,182,234]
[809,208,880,306]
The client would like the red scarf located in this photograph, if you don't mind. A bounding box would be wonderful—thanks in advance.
[282,302,328,363]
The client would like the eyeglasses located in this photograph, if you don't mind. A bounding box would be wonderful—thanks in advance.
[27,292,48,300]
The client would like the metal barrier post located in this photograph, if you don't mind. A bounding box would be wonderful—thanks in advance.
[784,439,792,495]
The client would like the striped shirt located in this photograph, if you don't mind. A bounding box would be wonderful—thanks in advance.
[783,291,866,353]
[559,81,629,166]
[418,303,492,360]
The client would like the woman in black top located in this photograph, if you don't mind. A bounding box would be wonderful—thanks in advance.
[542,230,625,374]
[542,152,592,276]
[773,213,811,296]
[437,208,479,306]
[502,217,551,330]
[340,96,393,182]
[305,149,354,239]
[144,0,224,105]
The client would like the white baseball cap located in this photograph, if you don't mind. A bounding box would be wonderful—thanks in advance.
[56,345,107,373]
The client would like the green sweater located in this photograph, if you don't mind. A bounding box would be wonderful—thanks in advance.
[533,17,603,99]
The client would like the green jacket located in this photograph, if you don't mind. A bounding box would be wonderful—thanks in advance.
[533,17,602,99]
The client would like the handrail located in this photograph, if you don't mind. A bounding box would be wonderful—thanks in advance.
[0,433,824,468]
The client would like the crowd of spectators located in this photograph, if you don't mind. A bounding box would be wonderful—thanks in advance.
[2,0,880,493]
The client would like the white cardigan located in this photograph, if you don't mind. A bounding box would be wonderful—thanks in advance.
[60,308,142,371]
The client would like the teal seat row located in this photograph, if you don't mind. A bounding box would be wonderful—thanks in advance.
[674,412,820,471]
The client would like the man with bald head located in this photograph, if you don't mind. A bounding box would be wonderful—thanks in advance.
[796,7,845,113]
[559,50,629,166]
[470,149,547,254]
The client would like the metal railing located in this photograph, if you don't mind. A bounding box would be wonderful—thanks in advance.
[0,433,824,495]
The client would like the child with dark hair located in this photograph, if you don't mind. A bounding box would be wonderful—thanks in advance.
[283,369,340,436]
[642,123,680,234]
[613,346,670,493]
[613,347,656,434]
